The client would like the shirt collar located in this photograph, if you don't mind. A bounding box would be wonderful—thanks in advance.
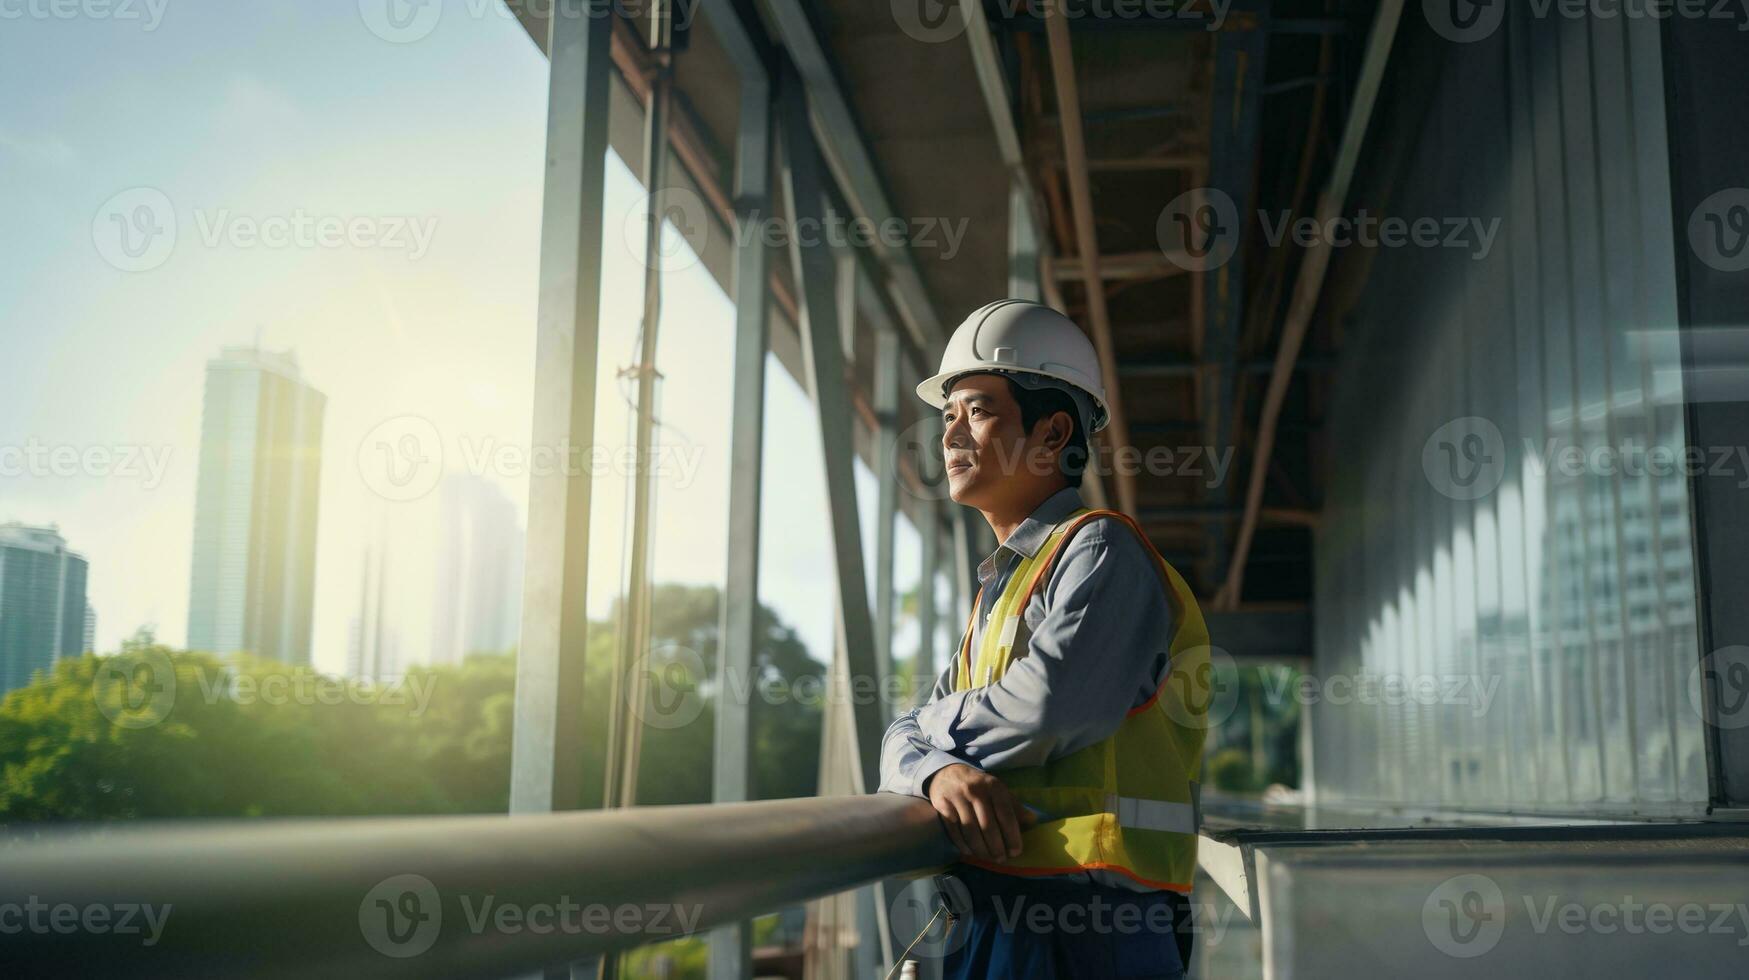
[976,487,1087,582]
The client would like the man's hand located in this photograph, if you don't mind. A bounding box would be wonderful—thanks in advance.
[925,763,1037,863]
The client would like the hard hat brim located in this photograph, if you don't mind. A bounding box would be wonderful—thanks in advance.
[916,366,1111,433]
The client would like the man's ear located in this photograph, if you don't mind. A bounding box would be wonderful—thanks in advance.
[1035,410,1074,453]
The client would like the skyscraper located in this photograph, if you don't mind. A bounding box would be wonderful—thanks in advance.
[186,347,326,665]
[0,523,90,693]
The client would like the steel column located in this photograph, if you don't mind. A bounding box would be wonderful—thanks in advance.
[874,324,901,700]
[705,24,773,980]
[775,57,886,795]
[510,0,615,817]
[1008,182,1042,302]
[917,489,941,696]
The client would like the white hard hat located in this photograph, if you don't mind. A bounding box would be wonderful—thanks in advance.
[917,300,1111,432]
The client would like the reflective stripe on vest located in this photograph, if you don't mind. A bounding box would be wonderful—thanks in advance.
[952,508,1209,893]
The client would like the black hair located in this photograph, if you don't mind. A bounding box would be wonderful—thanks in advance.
[1003,377,1089,488]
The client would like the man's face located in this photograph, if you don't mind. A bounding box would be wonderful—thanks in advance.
[941,374,1045,508]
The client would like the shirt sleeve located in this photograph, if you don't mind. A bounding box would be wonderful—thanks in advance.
[878,658,963,797]
[901,519,1173,775]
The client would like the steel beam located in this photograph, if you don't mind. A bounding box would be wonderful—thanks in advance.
[1123,356,1335,378]
[510,0,615,817]
[775,58,887,793]
[760,0,945,354]
[1220,0,1407,607]
[1043,7,1140,518]
[1052,250,1194,281]
[706,39,773,980]
[1203,21,1268,604]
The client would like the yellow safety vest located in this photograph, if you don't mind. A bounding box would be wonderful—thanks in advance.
[952,508,1208,893]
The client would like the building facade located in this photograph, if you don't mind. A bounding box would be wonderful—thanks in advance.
[0,523,90,693]
[185,347,326,665]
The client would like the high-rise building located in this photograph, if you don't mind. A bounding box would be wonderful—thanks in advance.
[83,602,96,656]
[0,523,90,693]
[347,474,524,682]
[185,347,326,665]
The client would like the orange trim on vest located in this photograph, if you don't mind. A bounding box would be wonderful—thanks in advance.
[960,856,1195,895]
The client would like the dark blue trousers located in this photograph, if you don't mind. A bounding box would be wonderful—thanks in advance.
[940,866,1190,980]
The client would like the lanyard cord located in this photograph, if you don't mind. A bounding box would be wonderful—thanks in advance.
[882,904,958,980]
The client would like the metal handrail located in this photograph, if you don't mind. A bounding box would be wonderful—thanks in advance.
[0,795,954,979]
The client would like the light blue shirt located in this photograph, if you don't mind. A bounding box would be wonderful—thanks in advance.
[878,487,1176,810]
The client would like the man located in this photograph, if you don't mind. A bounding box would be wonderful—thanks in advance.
[880,300,1209,979]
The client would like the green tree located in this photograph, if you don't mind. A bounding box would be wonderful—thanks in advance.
[0,585,828,825]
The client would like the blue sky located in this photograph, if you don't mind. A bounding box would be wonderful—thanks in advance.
[0,1,932,671]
